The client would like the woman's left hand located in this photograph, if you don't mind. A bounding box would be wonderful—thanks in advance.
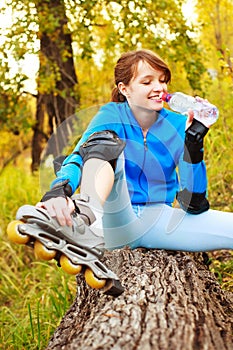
[185,109,194,130]
[185,96,210,130]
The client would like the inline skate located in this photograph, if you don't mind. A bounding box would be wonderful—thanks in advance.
[7,203,124,296]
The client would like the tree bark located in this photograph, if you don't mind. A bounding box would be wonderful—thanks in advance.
[46,248,233,350]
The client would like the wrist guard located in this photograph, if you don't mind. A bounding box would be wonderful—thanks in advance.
[41,180,72,202]
[176,188,209,214]
[183,119,209,164]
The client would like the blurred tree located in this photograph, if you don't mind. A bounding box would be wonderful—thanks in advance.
[32,0,80,171]
[0,0,207,170]
[196,0,233,78]
[0,0,80,171]
[194,0,233,210]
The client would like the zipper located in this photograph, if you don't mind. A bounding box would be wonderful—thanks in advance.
[138,128,149,201]
[141,128,148,151]
[143,136,148,150]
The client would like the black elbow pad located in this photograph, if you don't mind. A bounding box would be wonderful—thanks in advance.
[176,188,209,214]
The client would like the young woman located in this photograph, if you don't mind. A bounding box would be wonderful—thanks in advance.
[12,49,233,294]
[35,50,233,251]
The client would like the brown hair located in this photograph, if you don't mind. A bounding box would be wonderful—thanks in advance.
[111,49,171,102]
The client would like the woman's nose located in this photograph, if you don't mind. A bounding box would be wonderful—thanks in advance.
[152,81,164,91]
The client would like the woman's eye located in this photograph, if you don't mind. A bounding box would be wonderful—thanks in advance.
[142,81,150,85]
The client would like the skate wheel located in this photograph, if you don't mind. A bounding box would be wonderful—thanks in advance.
[34,240,56,260]
[60,255,82,275]
[7,220,30,244]
[84,268,106,289]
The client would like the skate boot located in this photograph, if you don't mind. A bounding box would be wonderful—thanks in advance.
[7,201,124,297]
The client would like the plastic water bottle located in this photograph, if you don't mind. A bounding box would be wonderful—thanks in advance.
[161,92,219,127]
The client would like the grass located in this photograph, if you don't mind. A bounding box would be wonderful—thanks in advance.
[0,160,77,350]
[209,251,233,290]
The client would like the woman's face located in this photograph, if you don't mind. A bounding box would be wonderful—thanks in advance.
[118,60,167,112]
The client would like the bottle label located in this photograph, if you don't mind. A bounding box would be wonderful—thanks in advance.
[170,95,197,113]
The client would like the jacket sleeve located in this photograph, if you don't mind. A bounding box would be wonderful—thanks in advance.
[51,152,83,194]
[50,103,123,194]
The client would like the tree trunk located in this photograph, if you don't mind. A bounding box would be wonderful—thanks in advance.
[31,0,79,172]
[46,248,233,350]
[31,93,48,171]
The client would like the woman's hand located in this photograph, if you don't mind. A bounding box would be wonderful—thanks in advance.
[186,96,211,130]
[36,197,75,226]
[185,109,194,130]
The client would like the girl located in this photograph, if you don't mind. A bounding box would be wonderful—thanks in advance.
[13,49,233,294]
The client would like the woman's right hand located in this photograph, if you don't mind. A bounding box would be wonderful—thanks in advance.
[36,197,75,227]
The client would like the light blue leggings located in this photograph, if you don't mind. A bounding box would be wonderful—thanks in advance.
[102,161,233,252]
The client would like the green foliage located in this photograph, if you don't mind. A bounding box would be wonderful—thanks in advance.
[0,0,208,135]
[0,0,37,135]
[0,161,77,349]
[195,0,233,85]
[209,252,233,291]
[0,126,33,172]
[69,0,206,93]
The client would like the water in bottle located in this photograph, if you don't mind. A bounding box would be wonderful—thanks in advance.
[161,92,219,127]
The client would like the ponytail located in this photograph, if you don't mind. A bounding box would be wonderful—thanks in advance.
[111,87,126,102]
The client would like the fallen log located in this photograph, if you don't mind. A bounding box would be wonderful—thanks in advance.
[46,248,233,350]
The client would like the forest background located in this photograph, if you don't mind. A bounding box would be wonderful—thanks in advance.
[0,0,233,349]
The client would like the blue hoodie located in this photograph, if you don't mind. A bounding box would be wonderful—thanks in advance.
[52,101,207,206]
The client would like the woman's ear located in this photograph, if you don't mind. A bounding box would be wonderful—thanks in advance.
[118,82,129,98]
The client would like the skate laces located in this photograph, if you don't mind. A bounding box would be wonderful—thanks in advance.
[73,200,96,225]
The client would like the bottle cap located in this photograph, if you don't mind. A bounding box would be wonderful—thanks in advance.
[161,92,171,102]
